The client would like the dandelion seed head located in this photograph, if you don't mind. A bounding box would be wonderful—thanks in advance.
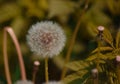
[116,55,120,62]
[26,21,66,58]
[42,81,64,84]
[14,80,33,84]
[97,26,104,31]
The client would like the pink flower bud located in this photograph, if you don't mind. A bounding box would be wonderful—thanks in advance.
[91,68,98,74]
[34,61,40,66]
[116,55,120,62]
[97,26,104,31]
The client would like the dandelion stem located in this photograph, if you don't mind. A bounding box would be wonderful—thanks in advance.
[45,57,49,84]
[61,0,89,80]
[4,27,26,80]
[3,28,12,84]
[32,71,36,84]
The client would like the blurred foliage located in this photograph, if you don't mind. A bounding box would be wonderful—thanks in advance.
[0,0,120,84]
[64,27,120,84]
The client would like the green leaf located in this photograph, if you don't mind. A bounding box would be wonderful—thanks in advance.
[91,47,113,54]
[116,31,120,48]
[106,0,120,15]
[104,53,115,60]
[63,70,88,84]
[103,28,113,47]
[86,54,97,61]
[66,61,92,71]
[98,53,108,60]
[20,0,45,18]
[87,22,98,38]
[48,0,76,22]
[0,3,20,23]
[87,53,109,62]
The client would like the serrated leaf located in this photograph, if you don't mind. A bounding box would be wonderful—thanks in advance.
[104,53,114,60]
[63,70,88,84]
[103,28,113,47]
[66,61,91,71]
[91,47,113,54]
[98,59,106,64]
[87,53,109,62]
[98,53,108,60]
[116,30,120,48]
[86,54,97,61]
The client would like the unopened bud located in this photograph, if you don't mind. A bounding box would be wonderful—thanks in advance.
[91,68,98,79]
[116,55,120,62]
[91,68,98,74]
[98,26,104,32]
[34,61,40,66]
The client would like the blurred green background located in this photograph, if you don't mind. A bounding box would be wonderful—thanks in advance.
[0,0,120,84]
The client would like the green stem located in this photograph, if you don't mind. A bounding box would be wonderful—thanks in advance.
[45,57,49,84]
[95,40,101,84]
[32,71,36,84]
[93,75,98,84]
[116,62,120,83]
[61,0,89,80]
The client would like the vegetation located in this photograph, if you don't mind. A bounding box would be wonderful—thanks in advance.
[0,0,120,84]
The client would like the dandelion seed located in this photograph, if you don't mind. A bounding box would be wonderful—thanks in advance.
[26,21,66,58]
[14,80,33,84]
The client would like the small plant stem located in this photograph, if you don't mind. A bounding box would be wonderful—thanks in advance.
[4,27,26,80]
[45,57,49,84]
[93,74,98,84]
[32,71,36,84]
[116,62,120,83]
[61,0,89,80]
[93,78,98,84]
[3,28,12,84]
[95,41,101,84]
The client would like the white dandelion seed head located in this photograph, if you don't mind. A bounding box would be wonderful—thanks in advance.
[26,21,66,58]
[97,26,104,31]
[14,80,33,84]
[116,55,120,62]
[42,81,64,84]
[91,68,98,74]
